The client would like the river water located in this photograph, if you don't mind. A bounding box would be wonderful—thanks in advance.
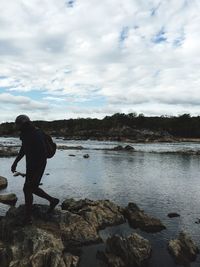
[1,137,200,266]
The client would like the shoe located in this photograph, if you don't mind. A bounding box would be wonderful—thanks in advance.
[48,198,59,213]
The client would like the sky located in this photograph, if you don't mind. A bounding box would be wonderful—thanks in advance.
[0,0,200,122]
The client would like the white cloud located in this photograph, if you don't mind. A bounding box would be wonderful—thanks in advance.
[0,0,200,122]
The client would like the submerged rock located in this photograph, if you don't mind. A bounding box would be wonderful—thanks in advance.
[168,212,180,218]
[168,231,199,265]
[124,202,166,233]
[112,145,135,151]
[61,198,125,230]
[0,176,7,190]
[0,194,17,206]
[97,233,152,267]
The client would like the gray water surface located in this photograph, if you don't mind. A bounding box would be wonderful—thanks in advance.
[1,138,200,266]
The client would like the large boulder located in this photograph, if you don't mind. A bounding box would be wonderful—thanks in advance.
[124,203,166,233]
[61,198,125,230]
[97,233,152,267]
[168,231,199,265]
[0,194,17,206]
[0,203,109,267]
[0,176,7,190]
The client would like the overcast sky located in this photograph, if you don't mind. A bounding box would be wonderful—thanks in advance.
[0,0,200,122]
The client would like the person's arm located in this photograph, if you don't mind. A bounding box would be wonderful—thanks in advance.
[11,146,25,173]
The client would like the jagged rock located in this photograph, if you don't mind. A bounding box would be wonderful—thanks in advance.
[124,202,166,232]
[0,241,12,267]
[168,212,180,218]
[0,203,111,266]
[0,176,7,190]
[97,233,152,267]
[168,231,199,265]
[0,194,17,206]
[61,198,125,230]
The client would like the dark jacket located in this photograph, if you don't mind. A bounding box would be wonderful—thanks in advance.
[19,123,47,169]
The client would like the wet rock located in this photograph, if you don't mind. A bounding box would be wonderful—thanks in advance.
[0,176,7,190]
[69,154,76,157]
[168,212,180,218]
[0,147,18,158]
[97,233,152,267]
[83,154,89,158]
[0,241,12,267]
[113,145,124,151]
[124,145,135,151]
[0,194,17,206]
[61,198,125,230]
[195,218,200,224]
[0,203,111,266]
[58,145,83,150]
[168,231,199,265]
[124,202,166,233]
[112,145,135,151]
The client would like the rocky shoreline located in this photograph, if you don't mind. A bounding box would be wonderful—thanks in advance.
[0,175,199,267]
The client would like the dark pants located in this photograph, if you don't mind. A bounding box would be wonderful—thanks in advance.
[23,161,52,218]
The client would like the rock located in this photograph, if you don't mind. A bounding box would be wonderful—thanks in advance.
[69,154,76,157]
[112,145,135,151]
[0,214,80,267]
[168,231,199,265]
[0,194,17,206]
[168,212,180,218]
[113,145,123,151]
[124,145,135,151]
[195,218,200,224]
[0,203,111,266]
[83,154,89,158]
[58,145,83,150]
[0,241,12,267]
[97,233,152,267]
[124,202,166,233]
[0,176,7,190]
[61,198,125,230]
[0,147,18,158]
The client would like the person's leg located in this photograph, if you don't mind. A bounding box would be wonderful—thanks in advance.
[33,187,53,201]
[23,182,33,223]
[29,162,59,212]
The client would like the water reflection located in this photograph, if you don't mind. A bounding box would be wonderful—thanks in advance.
[1,139,200,266]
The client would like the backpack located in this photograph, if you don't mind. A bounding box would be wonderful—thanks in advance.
[44,133,57,158]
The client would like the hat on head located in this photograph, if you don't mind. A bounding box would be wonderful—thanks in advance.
[15,114,31,126]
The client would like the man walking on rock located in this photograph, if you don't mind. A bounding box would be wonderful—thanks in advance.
[11,114,59,225]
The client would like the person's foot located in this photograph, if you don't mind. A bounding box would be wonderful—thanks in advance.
[48,198,59,213]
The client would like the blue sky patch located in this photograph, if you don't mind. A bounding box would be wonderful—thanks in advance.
[152,28,167,43]
[66,0,75,8]
[119,26,129,43]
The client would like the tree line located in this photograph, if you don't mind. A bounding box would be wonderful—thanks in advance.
[0,113,200,138]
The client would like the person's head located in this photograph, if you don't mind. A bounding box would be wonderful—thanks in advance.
[15,114,31,130]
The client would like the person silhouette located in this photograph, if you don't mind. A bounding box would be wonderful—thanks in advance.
[11,114,59,224]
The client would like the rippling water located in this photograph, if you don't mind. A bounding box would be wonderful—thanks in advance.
[1,137,200,266]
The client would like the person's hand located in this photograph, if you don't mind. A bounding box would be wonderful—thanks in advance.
[11,162,17,173]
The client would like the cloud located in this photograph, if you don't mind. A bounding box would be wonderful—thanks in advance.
[0,93,49,110]
[0,0,200,122]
